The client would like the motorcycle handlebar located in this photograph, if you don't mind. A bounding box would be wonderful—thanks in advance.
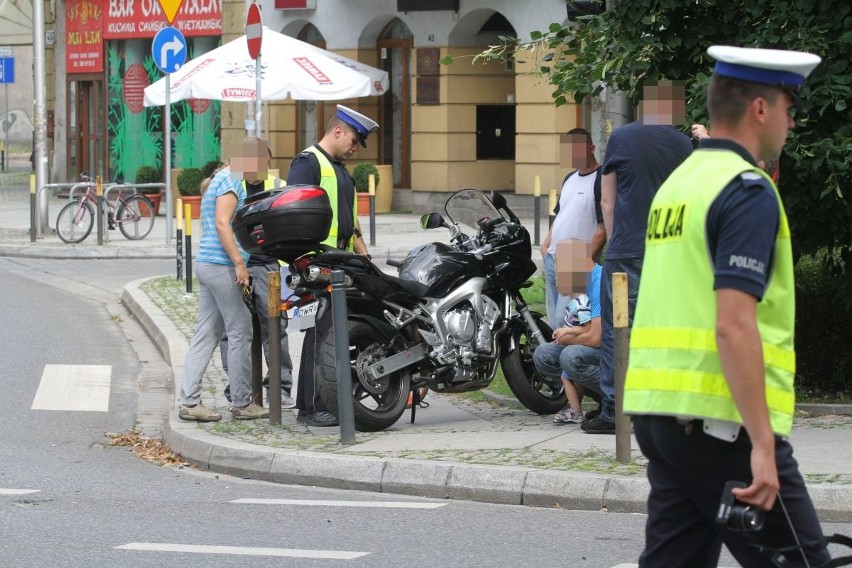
[386,259,403,268]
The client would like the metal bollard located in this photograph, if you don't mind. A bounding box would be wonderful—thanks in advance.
[29,175,36,243]
[368,173,376,247]
[96,176,104,245]
[267,270,282,425]
[175,198,183,281]
[331,270,355,445]
[533,175,542,246]
[184,204,193,294]
[613,272,632,463]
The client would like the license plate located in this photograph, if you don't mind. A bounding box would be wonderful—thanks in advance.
[289,300,319,331]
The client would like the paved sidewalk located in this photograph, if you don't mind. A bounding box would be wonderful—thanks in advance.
[2,179,852,521]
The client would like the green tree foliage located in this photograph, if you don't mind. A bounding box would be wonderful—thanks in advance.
[464,0,850,288]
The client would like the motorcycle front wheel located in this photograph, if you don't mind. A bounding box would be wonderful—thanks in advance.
[317,320,411,432]
[500,316,566,414]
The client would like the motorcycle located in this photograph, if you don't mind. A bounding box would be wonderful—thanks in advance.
[236,188,563,432]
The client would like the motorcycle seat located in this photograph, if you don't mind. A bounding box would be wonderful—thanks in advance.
[385,274,431,299]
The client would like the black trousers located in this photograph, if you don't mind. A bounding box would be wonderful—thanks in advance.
[633,415,830,568]
[295,298,331,414]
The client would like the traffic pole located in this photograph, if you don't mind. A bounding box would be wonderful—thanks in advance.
[184,203,193,294]
[331,270,355,445]
[613,271,632,463]
[267,270,282,425]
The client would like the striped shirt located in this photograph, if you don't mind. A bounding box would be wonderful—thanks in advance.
[196,167,249,266]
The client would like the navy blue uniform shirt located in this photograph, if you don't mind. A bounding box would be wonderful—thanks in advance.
[286,144,356,244]
[702,138,779,301]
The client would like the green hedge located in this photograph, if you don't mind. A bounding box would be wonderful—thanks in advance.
[794,251,852,398]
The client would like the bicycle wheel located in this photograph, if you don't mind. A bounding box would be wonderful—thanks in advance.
[117,195,155,240]
[56,200,94,244]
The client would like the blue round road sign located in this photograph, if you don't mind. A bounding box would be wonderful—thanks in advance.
[152,27,187,74]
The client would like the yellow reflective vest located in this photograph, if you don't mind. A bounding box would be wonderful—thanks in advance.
[303,146,356,251]
[623,150,796,436]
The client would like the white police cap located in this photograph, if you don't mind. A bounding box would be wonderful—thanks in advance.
[335,104,379,148]
[707,45,821,91]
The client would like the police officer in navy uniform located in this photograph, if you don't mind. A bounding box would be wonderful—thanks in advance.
[287,105,376,427]
[623,46,830,566]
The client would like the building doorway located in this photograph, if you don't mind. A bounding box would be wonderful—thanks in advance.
[377,19,412,188]
[67,76,107,180]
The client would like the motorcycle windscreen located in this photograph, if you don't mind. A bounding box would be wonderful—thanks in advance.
[444,189,505,235]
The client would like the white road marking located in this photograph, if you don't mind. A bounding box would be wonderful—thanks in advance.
[32,364,111,412]
[0,488,40,495]
[115,543,368,559]
[613,565,735,568]
[230,498,447,509]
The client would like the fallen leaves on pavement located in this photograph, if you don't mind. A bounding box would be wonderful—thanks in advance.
[106,430,189,467]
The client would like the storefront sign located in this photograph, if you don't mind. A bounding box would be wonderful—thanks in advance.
[66,0,104,73]
[105,0,222,39]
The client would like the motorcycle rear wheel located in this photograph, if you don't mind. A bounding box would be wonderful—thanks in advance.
[317,320,411,432]
[500,316,566,414]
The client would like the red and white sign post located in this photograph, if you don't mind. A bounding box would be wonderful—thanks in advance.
[246,3,263,137]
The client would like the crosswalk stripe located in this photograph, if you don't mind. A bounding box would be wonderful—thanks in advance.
[115,543,368,559]
[32,364,111,412]
[230,498,447,509]
[0,488,40,495]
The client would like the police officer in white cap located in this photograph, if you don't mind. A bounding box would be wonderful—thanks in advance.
[286,104,378,427]
[622,46,830,566]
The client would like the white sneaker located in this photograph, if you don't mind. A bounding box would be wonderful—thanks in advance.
[281,393,296,409]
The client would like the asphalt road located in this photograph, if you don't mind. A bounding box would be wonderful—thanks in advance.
[1,258,850,567]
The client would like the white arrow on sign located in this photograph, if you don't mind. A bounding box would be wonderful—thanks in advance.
[160,39,185,71]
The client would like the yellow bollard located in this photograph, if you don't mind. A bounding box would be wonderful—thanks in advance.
[613,272,632,463]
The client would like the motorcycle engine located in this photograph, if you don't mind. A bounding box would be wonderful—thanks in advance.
[445,307,476,344]
[420,296,501,370]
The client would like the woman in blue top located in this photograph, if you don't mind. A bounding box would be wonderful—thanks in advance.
[178,138,270,422]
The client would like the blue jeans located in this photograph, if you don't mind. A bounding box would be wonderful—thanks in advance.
[180,262,253,408]
[533,342,602,397]
[543,251,570,330]
[599,257,643,421]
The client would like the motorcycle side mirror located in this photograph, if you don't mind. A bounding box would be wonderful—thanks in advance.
[420,212,446,230]
[490,191,507,210]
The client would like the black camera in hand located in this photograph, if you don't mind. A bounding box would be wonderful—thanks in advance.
[716,481,766,532]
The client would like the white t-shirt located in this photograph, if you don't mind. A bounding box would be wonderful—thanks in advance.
[547,168,601,256]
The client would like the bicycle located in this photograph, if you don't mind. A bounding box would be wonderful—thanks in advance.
[55,177,155,243]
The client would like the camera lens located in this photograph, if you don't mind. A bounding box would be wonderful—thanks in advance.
[730,505,766,531]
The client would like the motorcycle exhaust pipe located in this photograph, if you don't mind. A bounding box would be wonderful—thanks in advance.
[302,265,354,288]
[285,273,301,290]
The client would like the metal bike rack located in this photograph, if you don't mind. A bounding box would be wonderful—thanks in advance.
[34,182,87,237]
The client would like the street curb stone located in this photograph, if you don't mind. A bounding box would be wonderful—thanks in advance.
[123,273,852,520]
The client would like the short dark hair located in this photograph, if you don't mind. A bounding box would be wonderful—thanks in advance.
[708,75,782,126]
[566,127,592,145]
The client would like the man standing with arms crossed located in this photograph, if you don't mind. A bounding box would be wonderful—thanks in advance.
[287,105,376,427]
[624,46,828,566]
